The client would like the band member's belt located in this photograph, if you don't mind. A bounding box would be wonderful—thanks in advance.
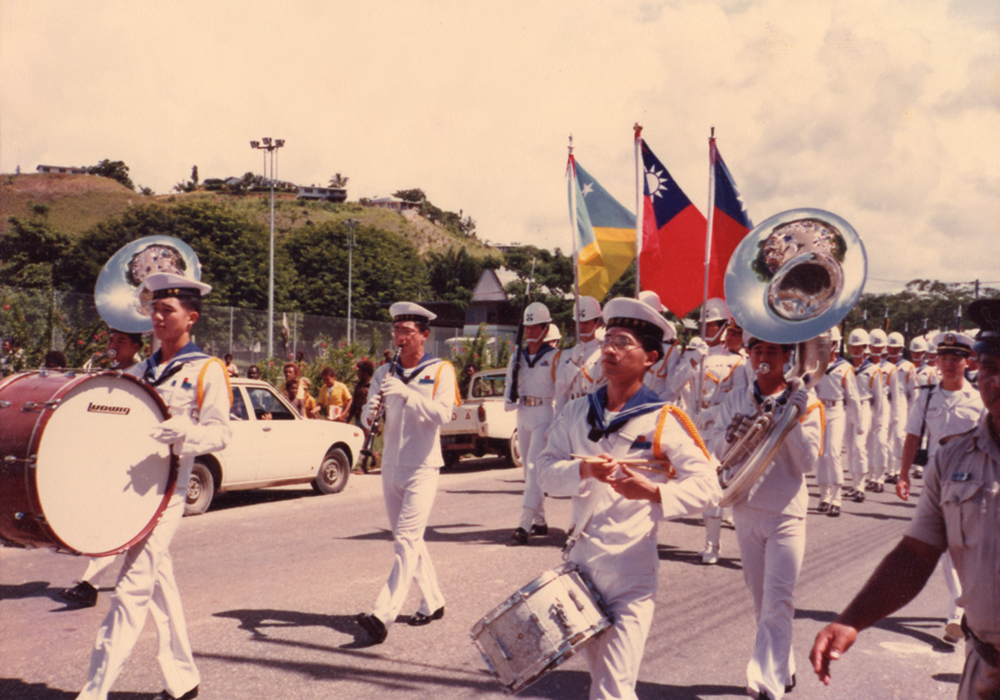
[859,397,873,403]
[962,616,1000,668]
[519,396,548,407]
[821,399,843,407]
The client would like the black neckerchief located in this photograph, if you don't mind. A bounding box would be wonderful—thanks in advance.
[857,358,874,373]
[585,385,664,442]
[826,357,847,374]
[518,343,556,369]
[752,379,791,409]
[142,342,210,387]
[394,353,439,385]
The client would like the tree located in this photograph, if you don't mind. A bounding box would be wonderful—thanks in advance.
[88,159,134,191]
[0,216,74,288]
[329,173,349,189]
[426,247,484,308]
[843,280,1000,337]
[393,188,426,203]
[191,165,199,188]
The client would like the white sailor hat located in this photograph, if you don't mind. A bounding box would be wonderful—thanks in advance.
[638,290,666,313]
[688,336,708,353]
[887,332,905,348]
[868,329,888,347]
[603,297,671,342]
[847,328,869,346]
[909,336,928,353]
[142,272,212,301]
[703,297,731,324]
[523,301,551,325]
[932,331,975,357]
[829,326,842,344]
[544,324,562,342]
[575,296,602,323]
[389,301,437,324]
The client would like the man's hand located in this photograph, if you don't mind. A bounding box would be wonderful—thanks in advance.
[895,475,911,501]
[809,622,858,686]
[579,453,617,481]
[151,415,191,445]
[788,389,809,415]
[608,465,661,502]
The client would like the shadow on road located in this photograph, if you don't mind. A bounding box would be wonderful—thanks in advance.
[520,670,745,698]
[657,545,743,571]
[214,608,371,646]
[208,487,315,512]
[339,524,570,548]
[0,678,147,699]
[795,609,959,653]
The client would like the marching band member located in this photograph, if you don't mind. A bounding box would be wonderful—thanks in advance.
[505,302,558,545]
[884,332,917,485]
[909,335,928,372]
[62,328,146,609]
[845,329,881,501]
[77,273,231,700]
[814,327,862,516]
[356,302,457,644]
[553,296,605,416]
[867,329,899,492]
[916,334,941,388]
[638,290,684,403]
[811,300,1000,698]
[896,331,983,645]
[703,331,823,700]
[536,297,720,700]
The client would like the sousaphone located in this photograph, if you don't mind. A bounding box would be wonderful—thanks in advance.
[717,208,867,506]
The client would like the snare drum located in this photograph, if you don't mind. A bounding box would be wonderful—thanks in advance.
[471,563,612,694]
[0,370,175,555]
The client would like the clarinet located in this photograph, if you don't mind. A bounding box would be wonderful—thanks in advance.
[357,345,402,473]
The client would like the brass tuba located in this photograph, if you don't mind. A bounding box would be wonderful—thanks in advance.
[717,209,866,506]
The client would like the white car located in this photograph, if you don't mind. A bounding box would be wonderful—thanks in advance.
[440,369,521,469]
[185,377,366,515]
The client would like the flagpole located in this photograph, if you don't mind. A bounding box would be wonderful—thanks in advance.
[696,127,718,413]
[634,123,643,297]
[568,135,582,344]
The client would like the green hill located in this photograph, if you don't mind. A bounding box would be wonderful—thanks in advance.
[1,172,499,260]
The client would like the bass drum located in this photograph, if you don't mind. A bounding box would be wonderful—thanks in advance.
[0,370,176,556]
[471,563,612,694]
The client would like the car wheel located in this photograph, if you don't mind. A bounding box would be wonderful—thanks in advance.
[442,451,460,470]
[185,459,215,516]
[313,447,350,494]
[506,429,522,469]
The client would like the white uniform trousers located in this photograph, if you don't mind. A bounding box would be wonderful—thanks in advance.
[733,504,805,700]
[372,464,445,627]
[868,404,890,483]
[81,554,123,586]
[816,405,846,507]
[579,566,656,700]
[846,402,871,489]
[517,404,554,530]
[77,490,198,700]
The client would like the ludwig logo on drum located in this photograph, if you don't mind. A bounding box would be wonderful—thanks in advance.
[86,402,131,416]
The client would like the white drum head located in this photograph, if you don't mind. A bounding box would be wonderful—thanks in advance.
[34,375,171,555]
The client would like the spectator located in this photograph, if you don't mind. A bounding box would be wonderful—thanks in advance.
[343,359,375,429]
[284,377,316,417]
[246,365,261,381]
[283,361,311,397]
[43,349,67,369]
[315,367,352,420]
[223,354,238,377]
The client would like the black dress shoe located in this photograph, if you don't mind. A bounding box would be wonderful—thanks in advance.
[152,687,198,700]
[786,673,796,692]
[852,490,866,503]
[60,581,99,608]
[409,606,445,626]
[529,523,548,536]
[873,482,884,493]
[356,612,387,644]
[817,502,830,513]
[827,505,841,517]
[510,527,529,545]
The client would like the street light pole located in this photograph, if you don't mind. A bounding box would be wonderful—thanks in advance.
[250,137,285,359]
[346,219,357,345]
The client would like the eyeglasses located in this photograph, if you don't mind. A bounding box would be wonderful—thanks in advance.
[392,326,419,338]
[599,336,640,352]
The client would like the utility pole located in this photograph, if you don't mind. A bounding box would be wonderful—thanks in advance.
[346,219,358,345]
[249,137,285,359]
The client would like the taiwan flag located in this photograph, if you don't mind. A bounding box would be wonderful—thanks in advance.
[708,140,752,299]
[639,140,707,318]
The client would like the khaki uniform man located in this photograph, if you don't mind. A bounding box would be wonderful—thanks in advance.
[811,299,1000,699]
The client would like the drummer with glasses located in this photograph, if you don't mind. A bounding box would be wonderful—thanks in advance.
[76,272,231,700]
[537,297,720,700]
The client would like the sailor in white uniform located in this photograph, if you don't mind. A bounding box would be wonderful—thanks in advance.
[356,302,457,643]
[637,290,685,403]
[883,331,917,485]
[703,332,823,700]
[867,329,901,492]
[77,273,231,700]
[506,302,559,544]
[814,327,861,516]
[537,297,720,700]
[845,329,881,501]
[554,296,605,416]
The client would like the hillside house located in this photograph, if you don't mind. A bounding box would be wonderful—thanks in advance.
[368,196,420,212]
[297,186,347,203]
[36,165,88,175]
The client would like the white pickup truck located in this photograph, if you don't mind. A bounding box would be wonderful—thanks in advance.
[440,368,521,469]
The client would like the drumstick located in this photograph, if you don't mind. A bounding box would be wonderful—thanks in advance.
[570,453,676,476]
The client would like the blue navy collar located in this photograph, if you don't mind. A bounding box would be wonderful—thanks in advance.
[585,385,664,442]
[142,342,209,386]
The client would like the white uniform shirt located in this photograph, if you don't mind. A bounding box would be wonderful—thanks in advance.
[880,358,907,432]
[916,363,940,387]
[553,338,604,415]
[643,342,686,403]
[503,344,558,410]
[815,358,862,428]
[705,386,824,518]
[537,396,720,574]
[363,356,456,468]
[894,358,919,407]
[904,380,983,463]
[855,360,884,429]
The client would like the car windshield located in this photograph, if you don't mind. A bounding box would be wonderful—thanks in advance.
[230,388,249,420]
[246,387,296,421]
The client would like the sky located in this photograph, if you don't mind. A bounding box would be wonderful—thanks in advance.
[2,0,998,295]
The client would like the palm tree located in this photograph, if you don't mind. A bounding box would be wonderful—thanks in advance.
[329,173,349,189]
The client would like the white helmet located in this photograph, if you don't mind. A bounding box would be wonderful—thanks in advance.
[829,326,842,344]
[868,329,888,347]
[848,328,869,346]
[575,296,602,323]
[523,302,551,325]
[887,332,905,348]
[703,297,730,324]
[909,336,928,353]
[544,324,562,343]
